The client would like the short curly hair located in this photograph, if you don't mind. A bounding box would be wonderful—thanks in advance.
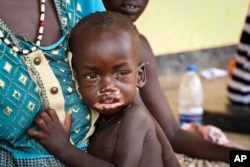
[68,11,141,62]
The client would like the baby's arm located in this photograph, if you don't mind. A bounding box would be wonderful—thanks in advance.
[154,117,181,167]
[27,108,115,167]
[112,105,151,167]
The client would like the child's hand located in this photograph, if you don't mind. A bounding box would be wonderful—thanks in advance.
[27,108,72,155]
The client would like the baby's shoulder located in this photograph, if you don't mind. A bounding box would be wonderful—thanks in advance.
[123,104,154,126]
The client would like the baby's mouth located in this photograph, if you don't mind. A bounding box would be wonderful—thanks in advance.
[100,94,120,104]
[94,94,124,111]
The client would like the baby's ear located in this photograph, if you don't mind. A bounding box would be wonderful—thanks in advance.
[136,62,147,88]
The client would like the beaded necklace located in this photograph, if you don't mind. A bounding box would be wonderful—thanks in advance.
[0,0,66,110]
[0,0,46,55]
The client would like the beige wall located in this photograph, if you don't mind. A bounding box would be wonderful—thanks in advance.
[135,0,250,55]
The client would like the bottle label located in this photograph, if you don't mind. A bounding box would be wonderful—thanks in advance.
[179,113,203,126]
[179,107,203,114]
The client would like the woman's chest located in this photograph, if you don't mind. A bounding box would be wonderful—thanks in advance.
[0,0,61,45]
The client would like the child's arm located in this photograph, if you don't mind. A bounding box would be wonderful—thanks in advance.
[112,105,145,167]
[27,108,115,167]
[134,93,181,167]
[112,105,159,167]
[153,116,181,167]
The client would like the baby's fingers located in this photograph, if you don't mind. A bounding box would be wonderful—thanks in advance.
[34,115,50,131]
[64,110,72,134]
[46,108,61,124]
[27,128,43,139]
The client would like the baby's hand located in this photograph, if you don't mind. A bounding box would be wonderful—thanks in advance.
[27,108,72,155]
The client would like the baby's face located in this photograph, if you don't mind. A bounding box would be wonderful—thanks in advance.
[72,27,139,116]
[102,0,149,22]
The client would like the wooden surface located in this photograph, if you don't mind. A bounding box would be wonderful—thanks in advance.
[159,75,250,149]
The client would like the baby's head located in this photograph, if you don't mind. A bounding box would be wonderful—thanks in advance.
[69,11,146,115]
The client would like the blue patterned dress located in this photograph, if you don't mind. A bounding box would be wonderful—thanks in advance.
[0,0,105,166]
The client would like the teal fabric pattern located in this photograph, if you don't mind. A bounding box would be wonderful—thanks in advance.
[0,0,105,166]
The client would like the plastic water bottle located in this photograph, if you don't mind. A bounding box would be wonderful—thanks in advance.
[178,65,203,126]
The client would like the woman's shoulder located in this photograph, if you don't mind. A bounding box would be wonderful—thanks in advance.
[70,0,106,16]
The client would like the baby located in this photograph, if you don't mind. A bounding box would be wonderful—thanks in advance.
[28,11,180,167]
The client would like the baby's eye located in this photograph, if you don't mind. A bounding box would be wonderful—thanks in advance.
[86,73,98,80]
[115,71,128,80]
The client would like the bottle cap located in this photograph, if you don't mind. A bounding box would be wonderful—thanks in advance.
[187,65,197,72]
